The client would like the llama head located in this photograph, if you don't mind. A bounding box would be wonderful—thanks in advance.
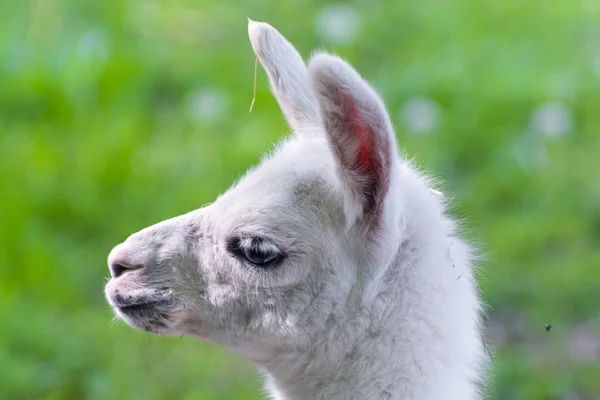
[105,20,404,362]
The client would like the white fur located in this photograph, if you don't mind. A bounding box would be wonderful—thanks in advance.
[104,20,487,400]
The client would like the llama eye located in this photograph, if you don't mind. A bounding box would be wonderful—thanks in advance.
[227,235,283,267]
[242,245,279,265]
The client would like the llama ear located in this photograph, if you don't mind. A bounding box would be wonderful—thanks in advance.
[308,53,397,224]
[248,19,319,134]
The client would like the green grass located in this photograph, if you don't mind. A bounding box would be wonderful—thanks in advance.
[1,0,599,399]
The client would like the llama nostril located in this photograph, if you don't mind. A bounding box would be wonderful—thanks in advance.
[109,262,141,278]
[110,263,126,278]
[107,245,144,279]
[108,258,144,279]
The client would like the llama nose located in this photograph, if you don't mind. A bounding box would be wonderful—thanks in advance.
[107,244,145,279]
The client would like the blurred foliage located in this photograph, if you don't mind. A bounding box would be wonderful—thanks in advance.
[1,0,600,399]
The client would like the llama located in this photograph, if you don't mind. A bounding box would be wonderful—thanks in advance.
[104,20,486,400]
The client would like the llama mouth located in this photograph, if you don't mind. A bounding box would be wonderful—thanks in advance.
[115,299,172,313]
[113,300,173,334]
[117,301,161,313]
[113,300,176,334]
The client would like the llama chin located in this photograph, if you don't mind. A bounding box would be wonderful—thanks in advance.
[105,20,488,400]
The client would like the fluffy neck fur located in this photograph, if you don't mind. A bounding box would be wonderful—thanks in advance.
[260,163,484,400]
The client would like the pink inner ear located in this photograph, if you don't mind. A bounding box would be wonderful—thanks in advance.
[342,95,379,177]
[337,92,391,215]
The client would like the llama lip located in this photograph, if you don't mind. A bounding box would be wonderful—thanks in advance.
[112,298,173,313]
[112,299,177,334]
[117,301,161,313]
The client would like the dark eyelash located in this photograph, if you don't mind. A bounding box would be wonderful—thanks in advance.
[226,235,285,267]
[226,236,243,253]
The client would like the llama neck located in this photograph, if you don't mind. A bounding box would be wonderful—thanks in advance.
[262,219,484,400]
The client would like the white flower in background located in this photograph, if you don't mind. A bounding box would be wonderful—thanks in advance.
[63,29,110,105]
[562,389,586,400]
[567,323,600,364]
[315,4,360,45]
[401,97,439,134]
[186,88,228,125]
[530,102,572,138]
[76,29,110,64]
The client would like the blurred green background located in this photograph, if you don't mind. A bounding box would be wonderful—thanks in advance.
[1,0,599,399]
